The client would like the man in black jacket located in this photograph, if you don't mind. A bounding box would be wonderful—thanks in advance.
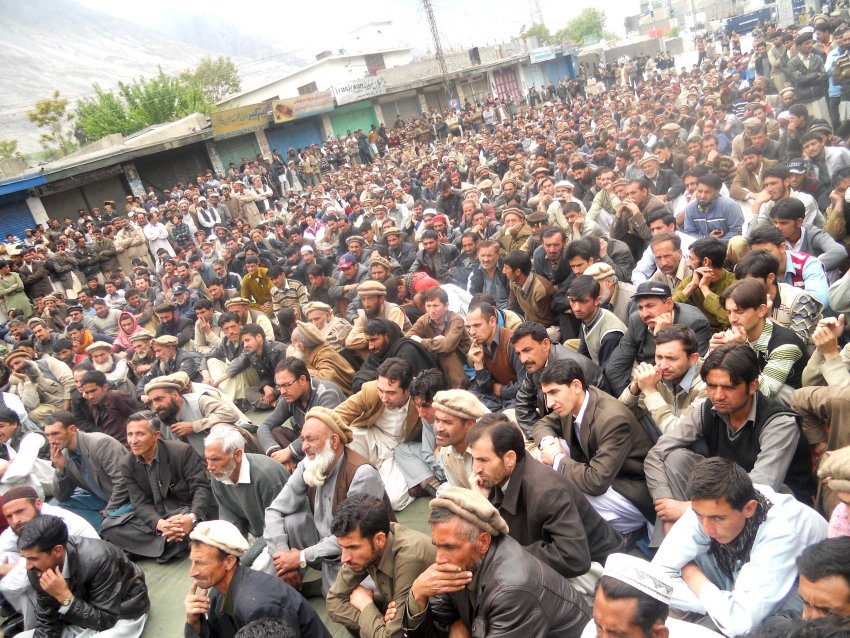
[403,486,590,637]
[154,302,194,348]
[100,411,213,563]
[184,519,329,638]
[19,515,149,637]
[352,319,438,393]
[467,416,622,595]
[511,321,605,436]
[408,230,459,283]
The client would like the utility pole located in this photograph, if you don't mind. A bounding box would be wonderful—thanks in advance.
[422,0,451,96]
[530,0,545,26]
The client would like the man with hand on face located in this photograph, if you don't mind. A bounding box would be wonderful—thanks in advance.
[17,515,150,638]
[403,486,591,637]
[99,411,212,564]
[620,325,709,436]
[652,458,827,636]
[213,324,287,411]
[327,495,435,638]
[184,520,328,638]
[263,407,390,595]
[673,236,736,332]
[0,487,98,631]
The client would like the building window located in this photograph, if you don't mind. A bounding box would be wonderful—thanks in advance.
[365,53,385,76]
[297,82,318,95]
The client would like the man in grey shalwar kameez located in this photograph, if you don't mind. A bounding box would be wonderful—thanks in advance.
[263,407,390,595]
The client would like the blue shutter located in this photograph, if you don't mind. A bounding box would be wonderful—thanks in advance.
[0,198,36,242]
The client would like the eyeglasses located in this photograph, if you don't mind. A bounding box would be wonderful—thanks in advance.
[276,378,300,390]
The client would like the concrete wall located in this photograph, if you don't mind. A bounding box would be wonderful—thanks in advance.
[577,38,684,69]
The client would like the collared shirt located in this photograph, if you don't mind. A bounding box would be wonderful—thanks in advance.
[218,455,251,487]
[270,277,308,314]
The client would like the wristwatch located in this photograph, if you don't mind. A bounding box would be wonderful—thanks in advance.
[61,594,73,607]
[299,550,307,570]
[187,513,198,526]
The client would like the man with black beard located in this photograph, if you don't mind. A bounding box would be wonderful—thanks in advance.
[264,407,390,595]
[351,318,438,393]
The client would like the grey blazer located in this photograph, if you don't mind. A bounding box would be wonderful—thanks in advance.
[53,431,130,512]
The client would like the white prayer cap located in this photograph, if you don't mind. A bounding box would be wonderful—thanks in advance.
[602,553,674,604]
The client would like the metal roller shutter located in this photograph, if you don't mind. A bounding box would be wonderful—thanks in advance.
[265,119,324,156]
[82,176,129,210]
[215,135,261,176]
[0,197,36,241]
[136,145,211,193]
[379,96,421,122]
[42,189,89,221]
[329,103,378,138]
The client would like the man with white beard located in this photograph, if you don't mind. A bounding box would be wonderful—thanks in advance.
[263,407,390,596]
[85,341,135,396]
[204,425,290,568]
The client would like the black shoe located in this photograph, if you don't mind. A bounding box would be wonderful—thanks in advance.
[1,613,24,638]
[621,527,647,553]
[420,477,443,498]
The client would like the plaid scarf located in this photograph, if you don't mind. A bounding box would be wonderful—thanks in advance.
[710,491,773,580]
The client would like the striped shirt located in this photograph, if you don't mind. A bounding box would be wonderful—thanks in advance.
[271,279,308,314]
[749,320,804,399]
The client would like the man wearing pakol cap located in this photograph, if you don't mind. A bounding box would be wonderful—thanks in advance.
[468,416,623,597]
[0,485,98,631]
[145,372,249,458]
[652,458,827,636]
[184,519,329,638]
[290,322,355,395]
[45,411,129,531]
[583,553,722,637]
[583,261,637,327]
[99,410,211,563]
[303,301,351,352]
[403,485,591,637]
[224,297,275,343]
[5,348,74,425]
[494,208,531,255]
[345,280,411,359]
[16,515,149,638]
[264,406,391,595]
[428,388,489,489]
[327,494,436,638]
[136,335,203,396]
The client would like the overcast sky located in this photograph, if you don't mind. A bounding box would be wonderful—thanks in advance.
[73,0,637,55]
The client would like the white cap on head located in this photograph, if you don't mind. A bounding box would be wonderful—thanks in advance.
[602,553,674,604]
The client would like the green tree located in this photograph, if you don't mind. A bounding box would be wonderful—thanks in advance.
[182,56,241,104]
[0,140,20,161]
[519,23,553,45]
[555,8,607,44]
[76,84,133,141]
[74,57,242,143]
[28,90,75,158]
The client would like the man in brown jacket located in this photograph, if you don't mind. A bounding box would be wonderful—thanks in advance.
[290,321,355,395]
[729,148,777,202]
[534,359,654,545]
[405,287,471,389]
[610,177,669,260]
[335,359,421,511]
[503,250,555,328]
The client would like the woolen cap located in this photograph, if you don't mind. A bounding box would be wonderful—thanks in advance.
[429,485,509,536]
[151,335,179,347]
[224,297,251,308]
[304,406,353,444]
[583,262,615,281]
[357,280,387,297]
[303,301,332,316]
[818,446,850,492]
[85,341,112,353]
[501,207,526,222]
[432,389,487,421]
[128,330,154,343]
[190,520,249,557]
